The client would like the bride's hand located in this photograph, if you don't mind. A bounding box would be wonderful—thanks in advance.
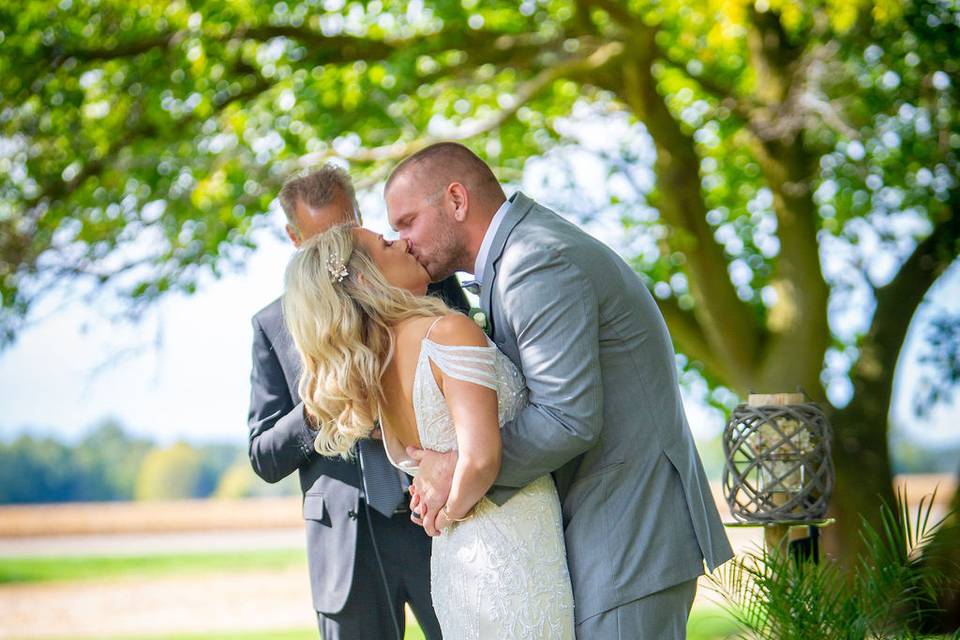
[408,446,458,536]
[433,508,452,534]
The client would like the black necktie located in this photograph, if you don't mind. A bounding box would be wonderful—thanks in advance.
[357,438,405,518]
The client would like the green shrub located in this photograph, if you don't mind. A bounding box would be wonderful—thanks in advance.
[134,442,206,500]
[709,487,959,639]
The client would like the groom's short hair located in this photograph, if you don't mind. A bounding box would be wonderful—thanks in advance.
[279,163,360,229]
[386,142,502,203]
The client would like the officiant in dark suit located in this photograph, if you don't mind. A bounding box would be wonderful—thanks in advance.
[247,163,468,639]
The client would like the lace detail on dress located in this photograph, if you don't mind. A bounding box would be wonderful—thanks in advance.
[403,328,575,639]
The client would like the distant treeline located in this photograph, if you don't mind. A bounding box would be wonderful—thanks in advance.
[0,421,955,505]
[0,421,297,504]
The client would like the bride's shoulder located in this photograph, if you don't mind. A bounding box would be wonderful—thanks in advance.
[424,313,488,349]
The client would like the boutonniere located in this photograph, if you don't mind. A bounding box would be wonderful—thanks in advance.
[471,309,488,332]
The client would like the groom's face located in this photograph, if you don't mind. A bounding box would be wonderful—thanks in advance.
[386,174,466,282]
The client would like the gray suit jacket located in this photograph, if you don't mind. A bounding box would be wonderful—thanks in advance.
[248,277,468,614]
[482,193,733,623]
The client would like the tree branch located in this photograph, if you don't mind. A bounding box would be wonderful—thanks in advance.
[655,295,734,382]
[657,57,759,126]
[733,15,834,395]
[850,201,960,403]
[50,32,186,66]
[606,31,762,387]
[577,0,644,30]
[569,5,766,385]
[56,24,548,71]
[746,6,805,106]
[298,42,625,167]
[25,59,272,212]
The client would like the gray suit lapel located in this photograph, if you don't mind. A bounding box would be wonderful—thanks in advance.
[479,192,535,336]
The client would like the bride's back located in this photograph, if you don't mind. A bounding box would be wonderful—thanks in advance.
[379,315,441,449]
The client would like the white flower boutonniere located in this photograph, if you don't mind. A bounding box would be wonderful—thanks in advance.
[471,310,488,331]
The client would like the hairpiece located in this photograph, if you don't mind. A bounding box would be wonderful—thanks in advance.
[326,252,349,283]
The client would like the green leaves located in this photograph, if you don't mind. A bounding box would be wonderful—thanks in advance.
[708,487,956,639]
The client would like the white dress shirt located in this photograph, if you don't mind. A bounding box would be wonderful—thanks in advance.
[472,194,515,283]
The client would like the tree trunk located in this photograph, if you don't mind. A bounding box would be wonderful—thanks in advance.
[824,201,960,561]
[823,400,897,562]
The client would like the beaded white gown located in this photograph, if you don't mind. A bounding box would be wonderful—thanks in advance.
[383,333,575,639]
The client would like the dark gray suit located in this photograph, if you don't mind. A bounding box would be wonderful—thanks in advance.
[248,277,467,639]
[482,194,734,637]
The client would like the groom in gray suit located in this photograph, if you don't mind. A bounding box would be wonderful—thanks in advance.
[385,143,733,638]
[248,164,467,639]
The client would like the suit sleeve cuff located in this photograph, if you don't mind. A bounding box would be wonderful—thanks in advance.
[276,401,318,462]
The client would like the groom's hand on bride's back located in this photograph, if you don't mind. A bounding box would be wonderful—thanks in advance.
[407,446,457,537]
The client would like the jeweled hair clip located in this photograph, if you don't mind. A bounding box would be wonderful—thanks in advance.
[326,252,349,283]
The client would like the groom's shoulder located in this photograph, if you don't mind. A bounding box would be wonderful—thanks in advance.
[517,199,592,242]
[504,203,596,261]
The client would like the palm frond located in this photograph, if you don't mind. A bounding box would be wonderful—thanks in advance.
[707,486,955,640]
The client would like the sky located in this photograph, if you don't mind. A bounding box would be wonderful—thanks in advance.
[0,176,958,450]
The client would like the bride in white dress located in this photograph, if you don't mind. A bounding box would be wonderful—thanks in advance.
[283,223,574,638]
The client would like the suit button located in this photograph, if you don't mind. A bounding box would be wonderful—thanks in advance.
[347,510,358,520]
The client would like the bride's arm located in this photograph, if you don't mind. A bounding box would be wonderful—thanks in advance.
[425,314,501,533]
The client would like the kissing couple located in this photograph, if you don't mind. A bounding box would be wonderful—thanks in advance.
[281,142,732,638]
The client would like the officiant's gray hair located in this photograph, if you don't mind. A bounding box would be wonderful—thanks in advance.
[279,163,361,231]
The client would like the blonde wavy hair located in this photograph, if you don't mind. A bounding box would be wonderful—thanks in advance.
[282,223,450,458]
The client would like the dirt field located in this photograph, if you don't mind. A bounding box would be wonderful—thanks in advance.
[0,497,303,538]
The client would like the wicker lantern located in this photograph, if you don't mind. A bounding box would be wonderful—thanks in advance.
[723,392,834,525]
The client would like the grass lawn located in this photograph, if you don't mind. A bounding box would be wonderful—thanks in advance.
[0,548,306,584]
[688,606,743,639]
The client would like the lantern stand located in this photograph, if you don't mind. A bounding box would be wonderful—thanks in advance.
[722,391,836,562]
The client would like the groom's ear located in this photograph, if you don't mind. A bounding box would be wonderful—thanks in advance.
[449,182,469,222]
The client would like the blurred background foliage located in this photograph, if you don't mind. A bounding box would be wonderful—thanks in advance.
[1,0,958,593]
[0,420,298,504]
